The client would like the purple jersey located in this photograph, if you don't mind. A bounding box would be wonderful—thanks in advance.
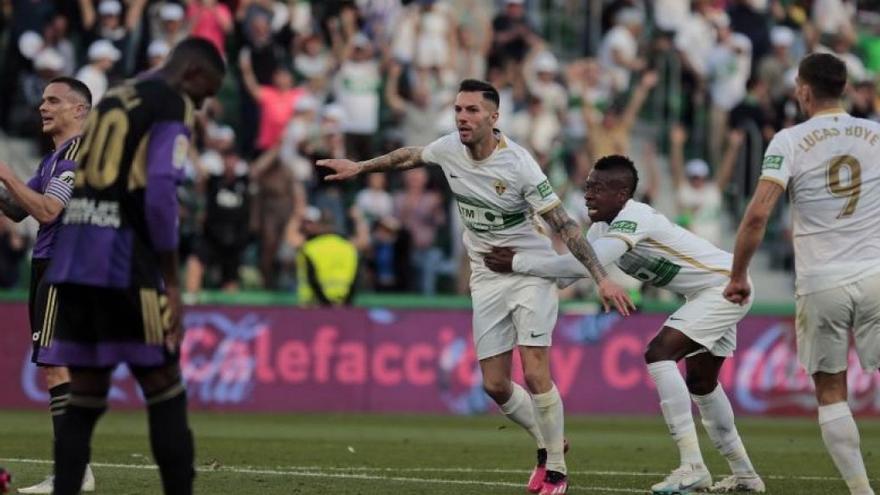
[28,136,80,259]
[47,78,193,288]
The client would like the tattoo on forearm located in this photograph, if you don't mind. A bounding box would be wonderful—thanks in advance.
[360,147,424,173]
[542,206,608,282]
[0,187,27,222]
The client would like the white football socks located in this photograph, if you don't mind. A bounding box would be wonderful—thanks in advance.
[647,361,704,466]
[692,384,756,477]
[818,402,875,495]
[532,384,567,474]
[500,382,546,449]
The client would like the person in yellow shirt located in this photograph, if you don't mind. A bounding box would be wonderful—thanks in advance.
[296,206,359,306]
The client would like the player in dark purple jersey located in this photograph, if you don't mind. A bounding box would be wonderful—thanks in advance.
[0,76,95,494]
[40,38,225,495]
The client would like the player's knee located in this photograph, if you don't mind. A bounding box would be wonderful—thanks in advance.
[685,374,716,396]
[482,377,512,404]
[41,365,70,388]
[644,343,670,364]
[523,370,551,395]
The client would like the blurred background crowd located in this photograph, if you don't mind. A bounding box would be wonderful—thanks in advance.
[0,0,878,304]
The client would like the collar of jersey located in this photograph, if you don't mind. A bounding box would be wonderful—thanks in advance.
[811,107,847,118]
[465,129,507,164]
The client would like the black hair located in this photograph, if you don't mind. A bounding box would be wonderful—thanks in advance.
[48,76,93,107]
[594,154,639,197]
[798,53,847,100]
[458,78,500,109]
[166,37,227,75]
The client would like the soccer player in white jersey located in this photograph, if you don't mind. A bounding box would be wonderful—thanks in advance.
[318,79,634,495]
[725,53,879,495]
[485,155,765,494]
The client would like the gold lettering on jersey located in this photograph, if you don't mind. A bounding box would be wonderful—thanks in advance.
[797,128,840,152]
[843,126,879,147]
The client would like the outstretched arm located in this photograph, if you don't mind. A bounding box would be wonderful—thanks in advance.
[317,146,427,181]
[540,204,634,315]
[723,179,784,305]
[0,162,64,224]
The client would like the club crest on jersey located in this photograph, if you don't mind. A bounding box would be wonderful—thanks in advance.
[493,180,507,195]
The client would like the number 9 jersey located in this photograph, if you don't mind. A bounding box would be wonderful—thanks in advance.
[759,110,880,296]
[47,77,195,289]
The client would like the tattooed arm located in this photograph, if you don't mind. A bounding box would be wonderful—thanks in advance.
[541,204,634,315]
[724,179,783,305]
[0,187,28,222]
[316,147,426,181]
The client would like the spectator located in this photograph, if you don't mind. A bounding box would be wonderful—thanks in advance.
[186,144,251,295]
[186,0,233,57]
[812,0,856,45]
[757,26,796,103]
[669,125,738,248]
[355,173,394,225]
[332,32,381,161]
[706,13,752,168]
[582,70,657,164]
[42,13,76,76]
[653,0,690,36]
[146,39,171,69]
[674,0,717,96]
[385,62,443,147]
[413,0,457,72]
[394,167,446,295]
[76,39,122,104]
[525,49,568,121]
[728,77,775,194]
[250,147,297,290]
[13,49,66,137]
[279,95,322,185]
[456,20,491,80]
[850,78,879,121]
[490,0,537,66]
[597,8,644,94]
[239,48,306,154]
[293,33,334,87]
[509,94,560,166]
[155,2,190,48]
[79,0,146,78]
[364,215,412,292]
[295,206,359,306]
[727,0,771,66]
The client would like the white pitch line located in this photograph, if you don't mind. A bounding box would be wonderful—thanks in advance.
[0,458,646,494]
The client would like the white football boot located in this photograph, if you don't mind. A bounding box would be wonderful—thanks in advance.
[709,474,766,493]
[651,463,713,494]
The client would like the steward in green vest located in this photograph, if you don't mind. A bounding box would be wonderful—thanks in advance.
[296,207,358,306]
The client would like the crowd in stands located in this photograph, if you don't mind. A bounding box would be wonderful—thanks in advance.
[0,0,878,303]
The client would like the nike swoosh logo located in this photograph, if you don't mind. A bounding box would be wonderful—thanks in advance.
[529,332,547,338]
[449,174,461,179]
[677,479,704,491]
[668,317,684,321]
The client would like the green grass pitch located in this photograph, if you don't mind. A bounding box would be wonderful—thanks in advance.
[0,411,877,494]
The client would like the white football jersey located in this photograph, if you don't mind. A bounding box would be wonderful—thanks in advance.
[587,200,733,296]
[759,110,880,295]
[421,131,560,270]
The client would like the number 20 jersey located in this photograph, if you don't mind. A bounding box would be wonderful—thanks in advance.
[47,77,194,289]
[759,110,880,295]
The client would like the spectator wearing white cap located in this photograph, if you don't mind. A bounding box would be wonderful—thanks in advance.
[668,125,739,248]
[155,2,189,47]
[80,0,146,77]
[11,48,66,136]
[597,7,645,93]
[525,48,568,122]
[706,12,752,168]
[76,39,121,103]
[757,26,796,103]
[147,39,171,69]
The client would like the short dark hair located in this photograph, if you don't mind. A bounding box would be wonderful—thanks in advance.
[798,53,847,100]
[458,79,500,109]
[48,76,92,106]
[167,37,227,75]
[594,154,639,197]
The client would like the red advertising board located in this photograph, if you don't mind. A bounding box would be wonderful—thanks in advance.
[2,302,878,415]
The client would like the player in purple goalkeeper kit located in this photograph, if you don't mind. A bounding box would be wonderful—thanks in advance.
[0,76,96,494]
[40,38,225,495]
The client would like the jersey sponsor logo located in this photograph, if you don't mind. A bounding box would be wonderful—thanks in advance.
[762,155,784,170]
[493,179,507,195]
[609,220,637,234]
[536,179,553,199]
[58,170,75,186]
[63,198,121,228]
